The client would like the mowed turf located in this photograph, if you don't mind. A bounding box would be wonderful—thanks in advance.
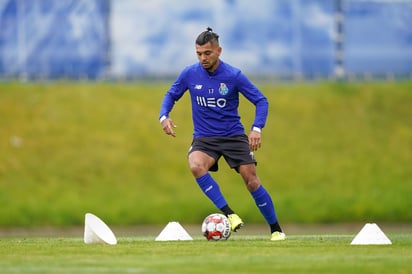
[0,232,411,274]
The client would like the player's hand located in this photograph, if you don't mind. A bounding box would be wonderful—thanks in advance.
[248,130,261,151]
[161,118,177,137]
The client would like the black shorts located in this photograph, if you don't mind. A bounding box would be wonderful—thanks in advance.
[188,135,257,172]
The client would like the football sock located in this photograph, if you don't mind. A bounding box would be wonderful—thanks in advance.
[251,185,279,227]
[270,222,282,233]
[220,205,235,216]
[196,173,228,209]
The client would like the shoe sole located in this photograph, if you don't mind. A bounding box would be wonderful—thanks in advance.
[232,222,244,232]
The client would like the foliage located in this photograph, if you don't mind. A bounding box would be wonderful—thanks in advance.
[0,81,411,226]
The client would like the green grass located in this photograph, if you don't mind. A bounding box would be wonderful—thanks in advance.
[0,81,412,226]
[0,232,411,273]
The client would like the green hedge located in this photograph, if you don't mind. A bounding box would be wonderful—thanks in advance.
[1,81,411,226]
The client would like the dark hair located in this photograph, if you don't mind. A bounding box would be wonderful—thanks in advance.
[196,27,219,46]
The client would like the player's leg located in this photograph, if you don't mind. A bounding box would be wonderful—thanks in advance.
[239,164,285,240]
[188,150,215,178]
[189,151,234,214]
[239,164,278,224]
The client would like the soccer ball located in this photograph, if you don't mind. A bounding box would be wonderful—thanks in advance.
[201,213,231,241]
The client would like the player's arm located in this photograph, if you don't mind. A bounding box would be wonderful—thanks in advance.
[159,68,189,137]
[247,96,267,151]
[159,90,177,137]
[236,72,268,151]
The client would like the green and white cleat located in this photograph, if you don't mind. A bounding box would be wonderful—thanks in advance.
[227,214,244,232]
[271,231,286,241]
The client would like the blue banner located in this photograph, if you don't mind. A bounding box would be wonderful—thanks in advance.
[0,0,110,79]
[0,0,411,79]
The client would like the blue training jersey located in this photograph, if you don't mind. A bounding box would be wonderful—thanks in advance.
[159,60,268,138]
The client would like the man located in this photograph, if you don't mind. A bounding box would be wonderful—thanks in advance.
[159,27,285,241]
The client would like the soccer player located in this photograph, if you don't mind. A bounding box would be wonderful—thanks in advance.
[159,27,285,241]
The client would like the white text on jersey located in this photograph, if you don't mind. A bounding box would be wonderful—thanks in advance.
[196,96,227,108]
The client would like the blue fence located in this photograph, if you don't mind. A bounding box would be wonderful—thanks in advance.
[0,0,411,80]
[0,0,110,79]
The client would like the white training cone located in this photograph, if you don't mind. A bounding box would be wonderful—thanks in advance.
[350,223,392,245]
[84,213,117,245]
[155,221,193,241]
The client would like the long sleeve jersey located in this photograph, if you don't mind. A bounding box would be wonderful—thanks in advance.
[159,60,269,138]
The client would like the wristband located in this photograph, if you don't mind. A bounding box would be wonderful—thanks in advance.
[159,115,167,123]
[252,126,261,133]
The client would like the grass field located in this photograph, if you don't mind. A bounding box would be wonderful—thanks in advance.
[0,227,411,274]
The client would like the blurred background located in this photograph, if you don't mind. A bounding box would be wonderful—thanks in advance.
[1,0,411,81]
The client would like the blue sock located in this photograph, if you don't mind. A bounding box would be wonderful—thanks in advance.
[196,173,227,209]
[251,185,278,225]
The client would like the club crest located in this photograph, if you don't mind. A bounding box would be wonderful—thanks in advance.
[219,83,229,95]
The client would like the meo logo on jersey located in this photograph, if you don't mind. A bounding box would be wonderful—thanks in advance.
[196,96,227,108]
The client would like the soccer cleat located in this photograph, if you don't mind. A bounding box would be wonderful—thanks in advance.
[271,231,286,241]
[227,214,244,232]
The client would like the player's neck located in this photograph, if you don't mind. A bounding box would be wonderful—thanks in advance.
[207,59,220,74]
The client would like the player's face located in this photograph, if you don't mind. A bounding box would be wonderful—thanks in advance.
[196,42,221,72]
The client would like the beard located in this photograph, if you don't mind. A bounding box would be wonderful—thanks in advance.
[202,59,218,72]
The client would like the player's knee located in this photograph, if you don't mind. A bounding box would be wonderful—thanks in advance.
[189,161,208,178]
[245,176,261,192]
